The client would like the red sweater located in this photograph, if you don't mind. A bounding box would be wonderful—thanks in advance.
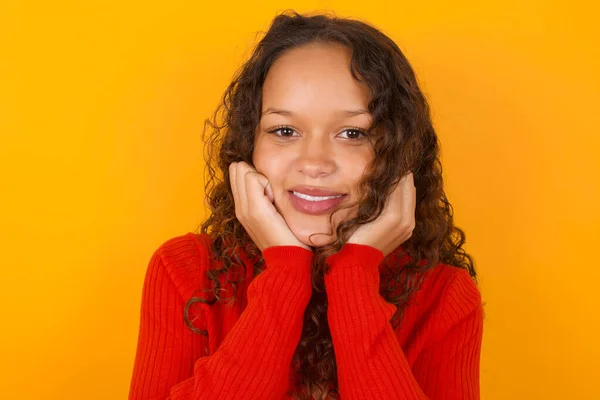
[129,232,483,399]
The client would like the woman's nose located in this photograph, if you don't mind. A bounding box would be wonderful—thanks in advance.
[295,135,336,178]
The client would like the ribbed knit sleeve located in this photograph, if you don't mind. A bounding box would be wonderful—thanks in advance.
[128,240,313,400]
[324,243,483,400]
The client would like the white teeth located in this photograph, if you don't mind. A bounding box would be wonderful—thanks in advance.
[292,191,343,201]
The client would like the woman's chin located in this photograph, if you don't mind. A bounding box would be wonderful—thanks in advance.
[293,230,336,248]
[284,210,356,248]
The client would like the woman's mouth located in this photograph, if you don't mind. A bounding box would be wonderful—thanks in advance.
[288,191,347,215]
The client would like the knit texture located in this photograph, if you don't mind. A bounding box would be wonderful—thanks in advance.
[128,233,483,399]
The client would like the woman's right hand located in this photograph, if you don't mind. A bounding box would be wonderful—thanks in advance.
[229,161,311,252]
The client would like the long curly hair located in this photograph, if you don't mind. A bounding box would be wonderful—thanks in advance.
[184,9,478,399]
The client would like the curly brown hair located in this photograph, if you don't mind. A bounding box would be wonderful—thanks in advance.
[184,9,478,400]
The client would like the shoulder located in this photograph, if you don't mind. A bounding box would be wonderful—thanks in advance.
[410,263,483,338]
[152,231,211,264]
[433,265,481,320]
[420,264,481,309]
[147,232,213,301]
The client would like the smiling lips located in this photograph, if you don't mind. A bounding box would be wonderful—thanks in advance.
[287,186,347,215]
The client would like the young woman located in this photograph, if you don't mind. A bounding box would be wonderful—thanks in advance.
[129,10,483,400]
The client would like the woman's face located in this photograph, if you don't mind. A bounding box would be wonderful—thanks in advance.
[253,42,375,247]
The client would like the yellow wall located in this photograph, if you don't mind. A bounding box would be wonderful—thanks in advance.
[1,1,598,398]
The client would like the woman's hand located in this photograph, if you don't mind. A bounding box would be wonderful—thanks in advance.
[347,172,416,257]
[229,161,310,252]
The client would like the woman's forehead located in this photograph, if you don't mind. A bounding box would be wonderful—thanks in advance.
[262,44,371,108]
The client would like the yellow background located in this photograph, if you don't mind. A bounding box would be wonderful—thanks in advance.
[1,1,598,398]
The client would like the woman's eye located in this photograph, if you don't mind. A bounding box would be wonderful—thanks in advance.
[268,126,298,138]
[338,128,367,140]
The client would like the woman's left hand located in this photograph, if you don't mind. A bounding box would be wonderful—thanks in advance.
[347,172,416,257]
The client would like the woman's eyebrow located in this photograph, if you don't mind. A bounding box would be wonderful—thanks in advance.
[261,107,370,117]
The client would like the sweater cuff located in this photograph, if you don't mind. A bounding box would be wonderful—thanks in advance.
[262,245,314,270]
[325,243,385,273]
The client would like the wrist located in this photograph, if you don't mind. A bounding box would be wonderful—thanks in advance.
[325,243,384,272]
[262,245,314,268]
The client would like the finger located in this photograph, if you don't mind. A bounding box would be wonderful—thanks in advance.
[229,162,239,216]
[385,173,406,213]
[245,168,273,211]
[236,162,250,214]
[400,172,416,226]
[265,181,274,203]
